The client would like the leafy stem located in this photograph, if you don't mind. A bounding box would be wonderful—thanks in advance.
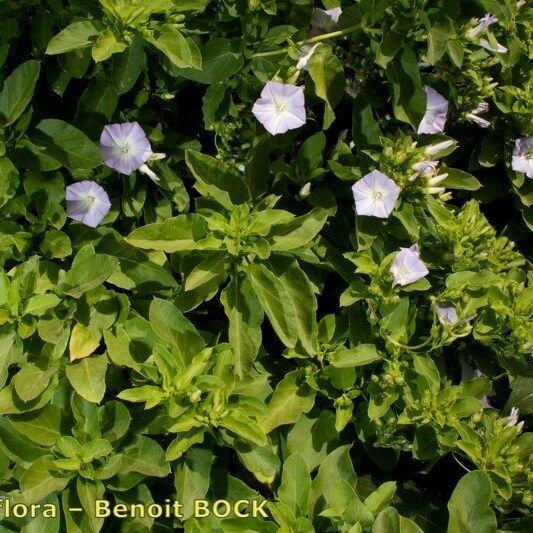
[251,24,381,59]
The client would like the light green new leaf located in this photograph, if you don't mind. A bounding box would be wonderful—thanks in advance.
[92,28,127,62]
[0,60,41,127]
[149,297,205,366]
[65,356,108,404]
[46,21,100,55]
[220,276,263,378]
[258,370,315,434]
[447,471,497,533]
[278,453,311,517]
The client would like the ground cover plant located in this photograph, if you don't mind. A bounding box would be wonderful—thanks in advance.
[0,0,531,531]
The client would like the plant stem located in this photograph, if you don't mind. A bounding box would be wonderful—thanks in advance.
[252,24,378,59]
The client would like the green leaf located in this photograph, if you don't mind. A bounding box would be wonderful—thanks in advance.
[69,322,101,362]
[0,418,48,466]
[174,446,214,520]
[46,21,100,55]
[20,495,61,533]
[308,445,357,519]
[185,149,250,208]
[13,363,57,402]
[77,477,105,533]
[329,344,381,368]
[427,19,455,65]
[184,254,229,292]
[352,91,382,149]
[447,471,497,533]
[20,456,71,504]
[65,355,108,404]
[0,60,41,127]
[145,24,201,69]
[173,38,243,84]
[220,409,268,447]
[220,276,263,378]
[268,208,328,251]
[364,481,397,515]
[308,44,345,129]
[126,214,214,252]
[166,428,206,461]
[92,28,127,62]
[386,46,426,128]
[258,370,315,434]
[58,245,119,298]
[9,405,62,447]
[278,453,311,517]
[286,412,338,472]
[149,297,205,366]
[121,435,171,477]
[31,119,102,170]
[441,167,482,191]
[246,263,297,348]
[268,257,319,355]
[112,38,145,94]
[236,443,280,485]
[372,507,424,532]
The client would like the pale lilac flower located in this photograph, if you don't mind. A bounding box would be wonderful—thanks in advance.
[500,407,524,430]
[465,113,491,128]
[311,7,342,33]
[478,38,508,54]
[296,44,319,71]
[417,86,449,134]
[459,358,491,408]
[100,122,153,175]
[512,137,533,178]
[66,181,111,228]
[352,170,400,218]
[138,153,166,183]
[390,245,429,286]
[435,302,458,325]
[412,160,438,177]
[425,140,456,158]
[252,81,306,135]
[466,14,499,39]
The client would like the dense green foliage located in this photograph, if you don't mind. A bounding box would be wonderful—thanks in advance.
[0,0,531,531]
